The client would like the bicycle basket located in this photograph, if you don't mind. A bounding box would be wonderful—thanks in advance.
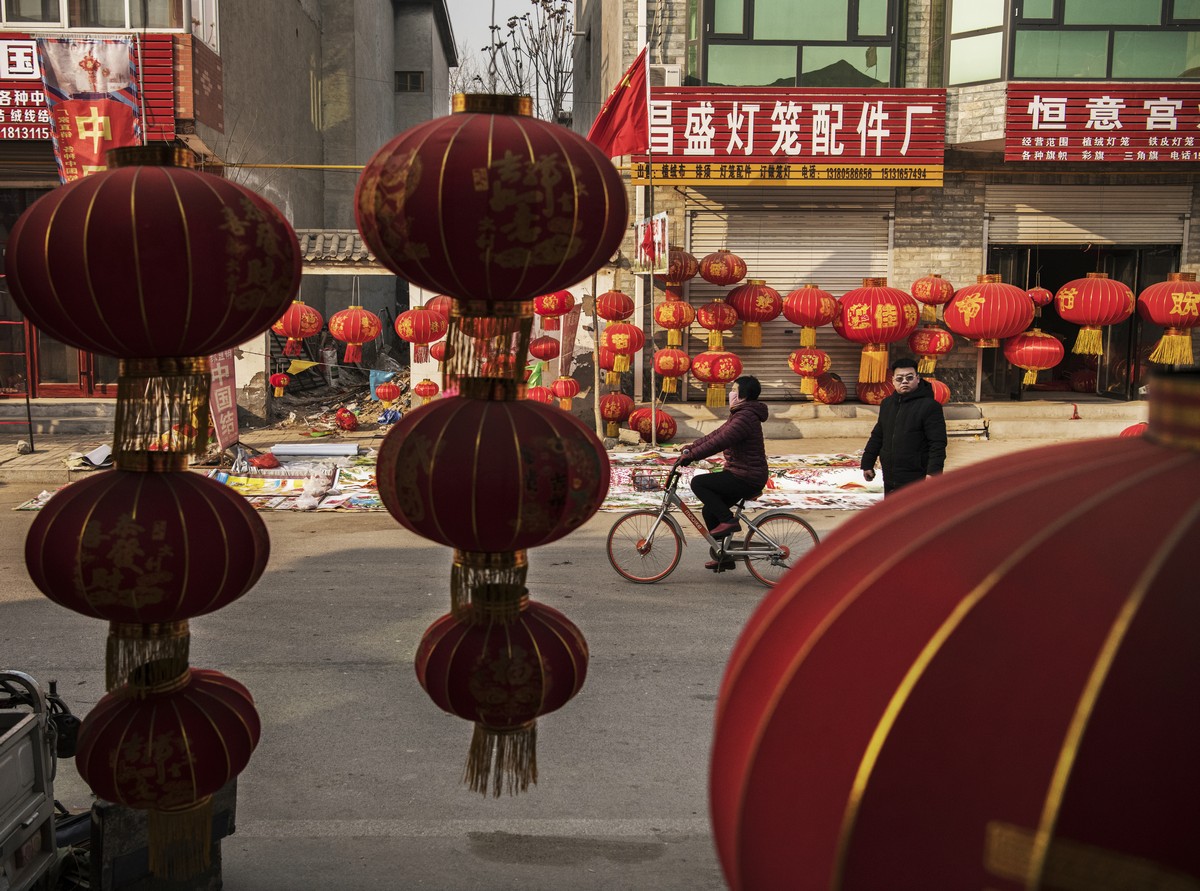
[631,468,671,491]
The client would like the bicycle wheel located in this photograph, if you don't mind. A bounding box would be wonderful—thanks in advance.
[607,510,683,583]
[742,513,819,587]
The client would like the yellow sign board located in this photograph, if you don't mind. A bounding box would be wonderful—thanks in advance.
[629,162,943,187]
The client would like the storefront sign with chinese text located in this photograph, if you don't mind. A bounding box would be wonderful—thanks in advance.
[630,87,945,188]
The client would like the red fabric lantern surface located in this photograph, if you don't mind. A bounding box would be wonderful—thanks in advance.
[927,377,950,404]
[525,385,554,404]
[596,289,635,321]
[550,375,580,410]
[699,249,748,287]
[663,246,700,287]
[271,300,324,357]
[710,370,1200,891]
[629,406,677,443]
[533,290,575,330]
[375,381,401,405]
[832,278,920,383]
[601,322,644,373]
[943,274,1035,348]
[782,284,838,348]
[654,299,696,348]
[813,373,846,405]
[856,380,894,405]
[910,273,956,322]
[1026,285,1054,308]
[356,95,627,303]
[528,335,561,362]
[5,151,301,358]
[329,306,382,363]
[1003,328,1065,387]
[1120,421,1149,437]
[1137,271,1200,365]
[907,325,955,374]
[395,307,449,363]
[269,372,290,398]
[377,395,610,551]
[598,345,619,387]
[424,294,454,321]
[1054,272,1135,356]
[727,279,782,348]
[599,391,635,438]
[653,347,691,395]
[691,350,743,409]
[416,599,588,796]
[787,348,831,396]
[696,298,740,350]
[412,378,440,405]
[429,340,448,365]
[335,407,359,431]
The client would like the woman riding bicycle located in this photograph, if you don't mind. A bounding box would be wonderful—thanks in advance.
[679,375,769,570]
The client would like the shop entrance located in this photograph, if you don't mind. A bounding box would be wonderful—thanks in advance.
[986,244,1177,401]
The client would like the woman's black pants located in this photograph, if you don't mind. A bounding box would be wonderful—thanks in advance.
[689,471,762,530]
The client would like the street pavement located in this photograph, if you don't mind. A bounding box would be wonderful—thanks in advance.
[0,433,1070,890]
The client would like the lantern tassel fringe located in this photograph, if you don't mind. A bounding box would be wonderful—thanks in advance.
[465,722,537,797]
[284,339,301,357]
[799,327,816,348]
[800,377,816,395]
[1022,368,1039,386]
[450,552,528,621]
[1149,331,1194,366]
[706,384,725,409]
[147,798,213,880]
[661,378,678,395]
[667,330,682,347]
[742,323,762,348]
[613,355,631,373]
[917,355,937,374]
[605,371,621,387]
[859,345,889,383]
[106,622,190,693]
[707,330,723,350]
[344,344,363,363]
[1072,327,1104,356]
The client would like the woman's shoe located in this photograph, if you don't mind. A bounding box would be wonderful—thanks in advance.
[708,520,742,538]
[705,558,737,571]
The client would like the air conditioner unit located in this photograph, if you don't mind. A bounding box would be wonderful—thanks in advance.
[649,63,681,87]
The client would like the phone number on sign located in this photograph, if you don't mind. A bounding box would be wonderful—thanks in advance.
[0,125,51,139]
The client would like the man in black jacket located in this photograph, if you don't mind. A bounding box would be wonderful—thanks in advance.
[861,357,948,495]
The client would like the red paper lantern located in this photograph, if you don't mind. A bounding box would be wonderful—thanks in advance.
[1120,421,1149,437]
[654,299,696,348]
[424,294,454,321]
[525,385,554,404]
[927,377,950,404]
[1026,285,1054,308]
[787,348,832,396]
[356,94,627,303]
[909,274,956,322]
[663,246,699,287]
[1003,327,1065,387]
[691,350,743,409]
[1138,271,1200,365]
[629,405,677,443]
[430,340,448,365]
[5,148,301,358]
[856,380,894,405]
[699,249,748,287]
[269,372,290,398]
[601,321,645,373]
[907,325,955,374]
[533,290,575,330]
[727,278,782,348]
[782,284,838,348]
[710,370,1200,891]
[598,344,619,387]
[375,380,401,405]
[396,307,449,363]
[335,407,359,430]
[832,278,920,383]
[653,347,691,395]
[599,391,635,438]
[550,375,580,410]
[596,289,635,321]
[528,335,561,362]
[1054,271,1135,356]
[696,297,740,350]
[412,378,440,405]
[329,306,382,363]
[813,373,846,405]
[416,599,588,796]
[943,274,1035,348]
[271,300,324,357]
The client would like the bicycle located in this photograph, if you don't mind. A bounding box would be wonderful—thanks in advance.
[606,462,820,586]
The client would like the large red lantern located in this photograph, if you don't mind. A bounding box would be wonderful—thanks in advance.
[1138,271,1200,365]
[600,321,644,373]
[412,378,440,405]
[909,273,956,322]
[833,278,920,383]
[629,405,677,443]
[654,299,696,348]
[550,375,580,410]
[661,246,699,301]
[599,391,635,437]
[596,289,635,321]
[653,347,691,394]
[699,249,748,287]
[1054,271,1135,356]
[356,95,626,303]
[416,599,588,796]
[396,307,449,363]
[813,373,846,405]
[696,297,740,350]
[691,350,743,408]
[269,372,290,398]
[533,290,575,330]
[943,274,1035,348]
[710,370,1200,891]
[787,348,831,396]
[375,380,401,406]
[271,299,324,356]
[424,294,454,321]
[329,305,383,363]
[782,284,838,348]
[1003,327,1065,386]
[528,334,561,362]
[907,325,955,374]
[855,380,894,405]
[727,278,782,348]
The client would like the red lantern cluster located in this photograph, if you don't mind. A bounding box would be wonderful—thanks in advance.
[833,278,919,383]
[943,274,1034,348]
[1138,271,1200,365]
[271,299,324,356]
[1054,272,1135,356]
[728,279,782,348]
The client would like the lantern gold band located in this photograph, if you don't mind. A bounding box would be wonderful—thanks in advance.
[450,550,528,621]
[107,145,194,168]
[445,304,534,398]
[452,93,533,116]
[1146,371,1200,451]
[107,620,191,694]
[114,357,212,462]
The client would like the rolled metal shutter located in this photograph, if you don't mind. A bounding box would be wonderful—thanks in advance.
[986,184,1189,245]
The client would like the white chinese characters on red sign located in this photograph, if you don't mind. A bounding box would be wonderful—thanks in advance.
[0,39,40,80]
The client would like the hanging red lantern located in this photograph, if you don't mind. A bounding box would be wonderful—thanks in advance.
[696,297,740,350]
[1003,327,1065,387]
[329,305,383,363]
[833,278,920,383]
[1026,285,1054,318]
[412,378,440,405]
[691,350,743,409]
[660,246,699,301]
[269,372,290,398]
[601,321,645,373]
[727,278,782,348]
[927,377,950,404]
[271,299,324,357]
[1054,271,1135,356]
[416,598,588,796]
[529,335,562,362]
[1138,271,1200,365]
[654,299,696,348]
[550,375,580,410]
[596,289,635,321]
[782,284,838,348]
[395,307,449,363]
[430,340,448,365]
[813,373,846,405]
[907,325,955,374]
[699,248,748,287]
[909,274,956,323]
[356,94,627,304]
[424,294,454,322]
[654,347,691,395]
[533,290,575,330]
[525,385,554,404]
[375,380,401,406]
[710,370,1200,891]
[788,348,832,396]
[599,391,635,437]
[856,380,894,405]
[943,274,1035,348]
[598,344,619,387]
[629,405,677,443]
[1120,421,1149,436]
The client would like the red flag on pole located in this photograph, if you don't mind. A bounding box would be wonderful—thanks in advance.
[586,47,649,159]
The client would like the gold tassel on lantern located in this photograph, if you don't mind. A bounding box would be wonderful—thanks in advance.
[859,344,889,383]
[449,550,527,620]
[606,370,621,387]
[613,354,631,373]
[1072,325,1104,356]
[800,376,816,395]
[917,354,937,374]
[661,377,678,395]
[800,327,816,348]
[446,299,533,394]
[148,797,214,880]
[667,329,683,347]
[559,396,573,410]
[606,420,619,437]
[707,383,726,408]
[921,305,937,324]
[106,621,190,693]
[742,322,762,348]
[1149,327,1195,365]
[466,721,537,797]
[113,357,211,461]
[1022,368,1039,386]
[708,329,724,350]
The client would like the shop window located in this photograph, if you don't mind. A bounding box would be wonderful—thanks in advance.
[754,0,846,41]
[1062,0,1159,26]
[67,0,183,29]
[713,0,743,35]
[395,70,424,92]
[802,44,890,86]
[1114,30,1200,77]
[708,43,795,86]
[946,0,1005,86]
[1012,29,1108,78]
[3,0,59,23]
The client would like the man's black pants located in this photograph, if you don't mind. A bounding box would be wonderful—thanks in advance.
[690,471,762,530]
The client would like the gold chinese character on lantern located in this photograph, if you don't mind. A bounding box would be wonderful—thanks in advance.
[1171,291,1200,317]
[875,305,899,328]
[848,304,871,330]
[957,293,985,322]
[1058,287,1077,311]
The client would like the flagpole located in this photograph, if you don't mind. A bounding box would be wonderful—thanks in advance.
[643,47,658,449]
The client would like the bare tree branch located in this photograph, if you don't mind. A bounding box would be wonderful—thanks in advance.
[483,0,574,123]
